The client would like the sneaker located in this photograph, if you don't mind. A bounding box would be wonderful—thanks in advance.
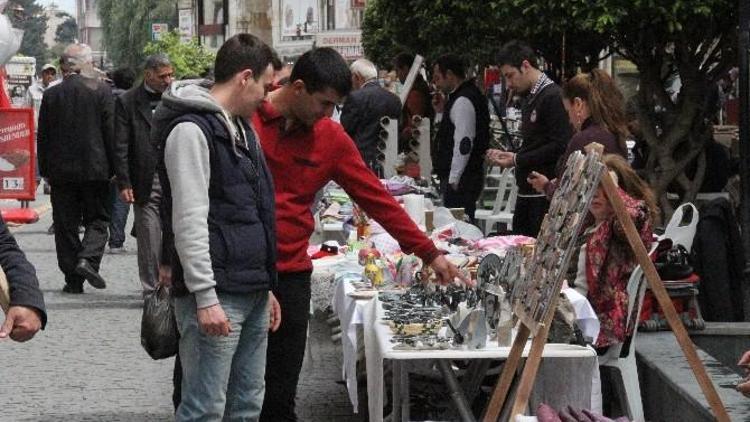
[107,246,128,254]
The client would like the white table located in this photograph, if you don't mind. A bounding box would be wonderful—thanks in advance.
[362,297,598,422]
[330,267,373,411]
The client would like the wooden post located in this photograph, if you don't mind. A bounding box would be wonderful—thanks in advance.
[482,323,530,421]
[599,170,730,422]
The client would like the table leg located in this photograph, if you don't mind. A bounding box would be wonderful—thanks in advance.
[400,361,410,421]
[437,360,477,422]
[392,360,402,422]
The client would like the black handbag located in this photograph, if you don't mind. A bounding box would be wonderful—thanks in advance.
[654,239,694,280]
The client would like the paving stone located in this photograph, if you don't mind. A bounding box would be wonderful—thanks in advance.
[2,193,361,422]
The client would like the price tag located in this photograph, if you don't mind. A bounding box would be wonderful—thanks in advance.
[3,177,24,191]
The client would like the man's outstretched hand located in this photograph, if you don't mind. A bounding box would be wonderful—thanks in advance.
[0,306,42,342]
[429,255,475,287]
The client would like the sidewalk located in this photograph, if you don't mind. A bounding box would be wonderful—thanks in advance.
[1,186,361,421]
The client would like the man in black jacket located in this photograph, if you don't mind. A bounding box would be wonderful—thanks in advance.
[432,54,490,222]
[113,54,174,293]
[489,41,572,237]
[340,58,401,175]
[0,215,46,342]
[37,43,114,293]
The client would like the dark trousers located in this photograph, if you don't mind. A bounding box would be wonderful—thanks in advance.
[440,178,480,222]
[108,183,130,248]
[260,271,312,422]
[512,196,549,237]
[50,180,111,285]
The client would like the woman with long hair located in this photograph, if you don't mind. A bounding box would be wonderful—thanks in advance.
[529,69,630,197]
[570,154,656,350]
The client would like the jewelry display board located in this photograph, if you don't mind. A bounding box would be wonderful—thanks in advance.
[513,150,605,334]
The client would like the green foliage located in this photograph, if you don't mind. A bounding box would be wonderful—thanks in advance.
[362,0,606,79]
[98,0,178,70]
[54,14,77,44]
[4,0,48,72]
[143,30,215,79]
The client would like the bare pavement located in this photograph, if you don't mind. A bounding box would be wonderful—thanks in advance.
[0,190,361,422]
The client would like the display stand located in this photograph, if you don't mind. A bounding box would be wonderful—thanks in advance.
[482,144,730,421]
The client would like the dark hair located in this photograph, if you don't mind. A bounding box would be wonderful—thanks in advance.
[393,52,414,70]
[144,53,171,71]
[290,47,351,97]
[111,67,136,90]
[214,33,274,84]
[433,54,466,79]
[496,40,538,69]
[564,69,630,153]
[271,51,283,71]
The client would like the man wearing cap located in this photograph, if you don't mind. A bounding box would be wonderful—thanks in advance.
[25,63,58,189]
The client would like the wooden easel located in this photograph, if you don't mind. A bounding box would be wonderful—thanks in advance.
[483,145,730,421]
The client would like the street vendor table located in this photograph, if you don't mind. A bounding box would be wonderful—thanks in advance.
[362,297,598,422]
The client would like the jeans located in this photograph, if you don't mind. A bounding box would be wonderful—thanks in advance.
[175,290,269,422]
[260,272,311,422]
[109,184,130,248]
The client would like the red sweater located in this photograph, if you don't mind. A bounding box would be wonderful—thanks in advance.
[252,100,440,274]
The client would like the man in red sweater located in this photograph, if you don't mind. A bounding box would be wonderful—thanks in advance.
[253,48,469,421]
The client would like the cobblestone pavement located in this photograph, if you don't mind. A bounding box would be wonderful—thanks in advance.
[1,190,362,422]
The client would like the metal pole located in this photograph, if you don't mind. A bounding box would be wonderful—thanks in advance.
[436,360,476,422]
[739,0,750,321]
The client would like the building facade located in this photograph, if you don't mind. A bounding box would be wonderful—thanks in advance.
[75,0,104,62]
[180,0,365,62]
[42,3,70,50]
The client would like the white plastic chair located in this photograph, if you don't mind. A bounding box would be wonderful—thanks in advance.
[475,168,517,235]
[659,202,699,251]
[599,264,649,421]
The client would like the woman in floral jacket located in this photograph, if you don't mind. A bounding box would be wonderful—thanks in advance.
[571,154,658,350]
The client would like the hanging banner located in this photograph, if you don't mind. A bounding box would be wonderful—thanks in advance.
[281,0,319,37]
[315,31,363,61]
[0,108,35,200]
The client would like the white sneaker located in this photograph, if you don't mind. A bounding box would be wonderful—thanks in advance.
[107,246,128,254]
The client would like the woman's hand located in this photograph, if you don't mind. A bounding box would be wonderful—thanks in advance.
[527,171,549,194]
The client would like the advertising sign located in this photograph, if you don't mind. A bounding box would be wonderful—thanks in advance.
[151,23,169,41]
[281,0,319,37]
[178,9,194,43]
[0,108,35,200]
[5,56,35,107]
[315,31,363,61]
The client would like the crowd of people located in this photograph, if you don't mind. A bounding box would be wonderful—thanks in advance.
[0,32,719,421]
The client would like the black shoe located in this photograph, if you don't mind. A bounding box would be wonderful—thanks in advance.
[75,259,107,289]
[62,283,83,294]
[47,224,55,235]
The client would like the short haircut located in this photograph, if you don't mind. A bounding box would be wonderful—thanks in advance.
[290,47,351,97]
[496,40,538,69]
[350,59,377,81]
[111,67,136,90]
[434,54,466,80]
[213,33,275,84]
[144,53,171,71]
[393,52,414,70]
[61,43,93,73]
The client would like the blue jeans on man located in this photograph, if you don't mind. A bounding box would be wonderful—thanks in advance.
[174,290,269,422]
[108,183,130,248]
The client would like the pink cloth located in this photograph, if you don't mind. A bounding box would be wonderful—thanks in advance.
[473,235,535,252]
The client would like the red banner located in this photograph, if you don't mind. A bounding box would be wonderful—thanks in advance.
[0,108,35,200]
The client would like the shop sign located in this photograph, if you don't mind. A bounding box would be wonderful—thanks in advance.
[151,23,169,41]
[0,108,35,200]
[315,31,363,61]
